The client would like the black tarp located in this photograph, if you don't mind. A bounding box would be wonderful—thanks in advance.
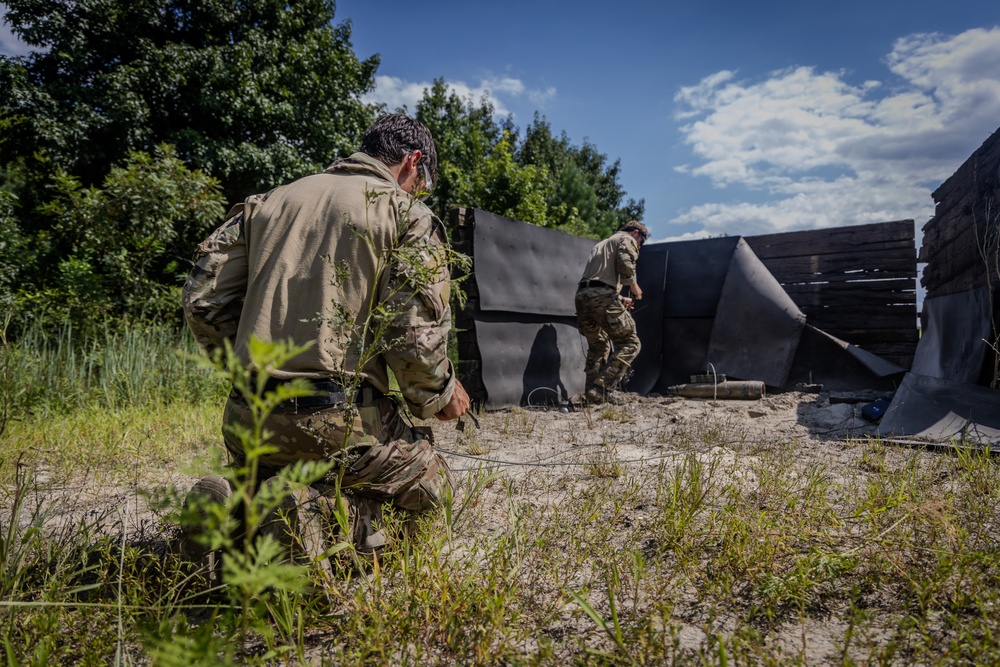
[875,285,999,447]
[471,211,595,407]
[910,286,991,384]
[463,210,905,408]
[878,372,1000,446]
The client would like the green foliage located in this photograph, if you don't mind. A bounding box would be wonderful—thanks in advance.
[0,0,378,205]
[416,78,503,219]
[547,159,615,237]
[416,83,642,239]
[521,113,646,238]
[470,133,551,225]
[22,145,226,328]
[0,191,26,312]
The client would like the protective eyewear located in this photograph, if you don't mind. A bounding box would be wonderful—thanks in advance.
[421,162,434,193]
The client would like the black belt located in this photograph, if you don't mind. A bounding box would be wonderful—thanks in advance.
[578,280,613,289]
[232,376,384,412]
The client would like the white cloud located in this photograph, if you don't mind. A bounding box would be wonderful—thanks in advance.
[0,6,33,57]
[363,74,554,119]
[672,26,1000,236]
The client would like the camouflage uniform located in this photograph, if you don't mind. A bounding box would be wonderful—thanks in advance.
[575,230,642,391]
[181,152,456,548]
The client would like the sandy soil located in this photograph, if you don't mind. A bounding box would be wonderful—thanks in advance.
[11,386,930,664]
[420,387,910,663]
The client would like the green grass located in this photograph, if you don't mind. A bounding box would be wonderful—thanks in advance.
[2,324,1000,664]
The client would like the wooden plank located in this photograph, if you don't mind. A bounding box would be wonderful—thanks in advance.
[779,277,915,294]
[807,309,918,330]
[782,277,915,290]
[931,132,1000,205]
[925,266,989,299]
[921,223,991,292]
[864,342,919,355]
[785,289,916,309]
[921,192,997,254]
[765,265,917,286]
[806,316,918,334]
[747,220,914,258]
[758,250,917,276]
[823,327,920,344]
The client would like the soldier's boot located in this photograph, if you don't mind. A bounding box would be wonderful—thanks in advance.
[348,496,388,554]
[585,385,626,405]
[259,481,390,576]
[179,475,234,583]
[584,385,605,404]
[596,362,631,405]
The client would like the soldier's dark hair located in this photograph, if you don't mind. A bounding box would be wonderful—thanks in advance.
[361,114,438,188]
[620,220,649,241]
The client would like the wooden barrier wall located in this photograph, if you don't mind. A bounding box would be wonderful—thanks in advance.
[920,129,1000,299]
[747,220,918,368]
[919,128,1000,387]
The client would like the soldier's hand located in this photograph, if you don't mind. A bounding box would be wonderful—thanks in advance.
[436,380,470,421]
[621,296,634,310]
[630,284,643,301]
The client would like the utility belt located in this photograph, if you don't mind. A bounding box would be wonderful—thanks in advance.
[230,376,385,413]
[578,279,614,290]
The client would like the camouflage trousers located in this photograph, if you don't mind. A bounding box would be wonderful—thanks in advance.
[575,286,641,390]
[222,395,453,514]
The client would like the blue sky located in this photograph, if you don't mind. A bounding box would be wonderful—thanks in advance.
[3,0,1000,242]
[336,0,1000,242]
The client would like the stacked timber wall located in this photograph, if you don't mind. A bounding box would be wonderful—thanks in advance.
[920,129,1000,299]
[746,220,919,369]
[919,128,1000,387]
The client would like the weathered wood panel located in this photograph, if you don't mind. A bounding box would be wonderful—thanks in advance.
[749,220,914,256]
[747,220,918,368]
[920,189,994,253]
[918,127,999,389]
[920,223,990,295]
[922,128,1000,301]
[765,256,916,283]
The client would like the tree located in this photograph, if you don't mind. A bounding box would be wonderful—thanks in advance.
[415,79,502,221]
[0,0,379,207]
[27,145,225,328]
[470,134,550,225]
[0,190,26,312]
[519,113,645,239]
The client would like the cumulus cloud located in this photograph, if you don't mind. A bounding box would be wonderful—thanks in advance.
[364,74,553,118]
[671,26,1000,237]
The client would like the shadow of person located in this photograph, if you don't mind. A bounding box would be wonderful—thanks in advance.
[521,324,568,407]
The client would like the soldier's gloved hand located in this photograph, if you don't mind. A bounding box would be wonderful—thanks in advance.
[620,296,635,310]
[436,380,470,421]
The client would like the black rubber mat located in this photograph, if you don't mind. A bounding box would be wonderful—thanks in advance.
[879,372,1000,446]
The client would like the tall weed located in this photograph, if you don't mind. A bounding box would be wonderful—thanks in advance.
[1,318,225,417]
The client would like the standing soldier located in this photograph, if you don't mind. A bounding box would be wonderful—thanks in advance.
[181,113,469,556]
[575,221,648,404]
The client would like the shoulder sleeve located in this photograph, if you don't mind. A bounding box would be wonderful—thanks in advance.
[181,203,249,357]
[381,202,456,419]
[616,235,639,286]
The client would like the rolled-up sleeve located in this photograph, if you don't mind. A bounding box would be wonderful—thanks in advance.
[382,206,457,419]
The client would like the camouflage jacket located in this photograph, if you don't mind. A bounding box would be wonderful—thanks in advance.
[181,152,456,419]
[579,231,639,291]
